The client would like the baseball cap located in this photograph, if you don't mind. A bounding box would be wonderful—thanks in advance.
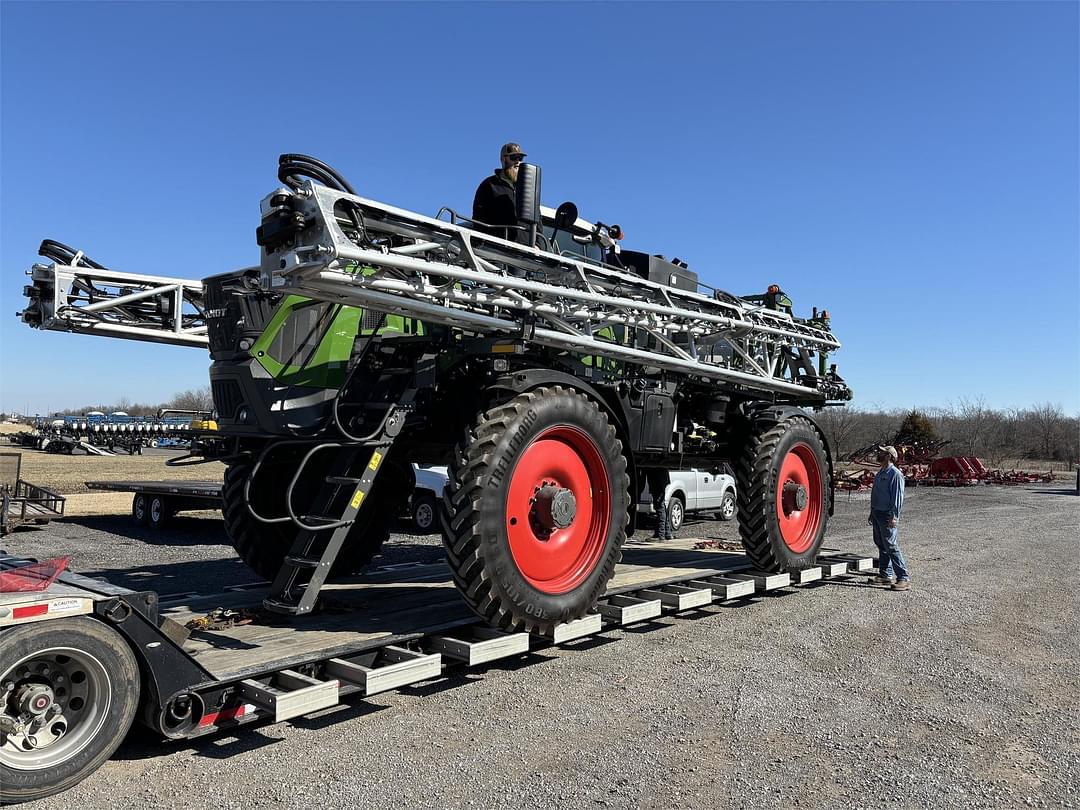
[500,142,526,159]
[876,445,898,460]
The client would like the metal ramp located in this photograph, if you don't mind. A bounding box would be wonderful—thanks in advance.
[0,452,66,535]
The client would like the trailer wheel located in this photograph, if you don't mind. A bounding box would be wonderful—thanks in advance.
[443,386,629,633]
[737,416,829,570]
[131,494,149,526]
[147,496,172,530]
[0,617,140,804]
[222,454,413,581]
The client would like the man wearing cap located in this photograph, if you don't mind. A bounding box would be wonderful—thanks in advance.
[868,445,911,591]
[472,142,527,242]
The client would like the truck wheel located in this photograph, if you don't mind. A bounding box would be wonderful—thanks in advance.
[443,386,629,633]
[737,416,829,570]
[411,493,437,534]
[222,454,413,581]
[667,496,685,532]
[0,617,140,803]
[718,490,736,522]
[131,494,149,526]
[147,496,172,530]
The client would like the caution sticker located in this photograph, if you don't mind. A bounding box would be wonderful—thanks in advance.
[368,451,382,471]
[351,488,366,509]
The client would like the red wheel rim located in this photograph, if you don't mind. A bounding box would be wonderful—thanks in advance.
[775,442,823,553]
[505,425,611,594]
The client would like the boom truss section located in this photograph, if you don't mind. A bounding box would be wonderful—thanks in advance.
[21,262,209,348]
[260,182,849,403]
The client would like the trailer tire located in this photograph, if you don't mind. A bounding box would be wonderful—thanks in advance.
[147,496,172,530]
[131,494,149,526]
[0,617,140,804]
[222,455,412,581]
[443,386,629,633]
[737,415,829,571]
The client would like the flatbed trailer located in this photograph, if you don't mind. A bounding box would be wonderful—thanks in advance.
[84,480,223,529]
[0,542,872,804]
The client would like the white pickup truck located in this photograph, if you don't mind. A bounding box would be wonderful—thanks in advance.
[638,468,737,532]
[409,465,736,534]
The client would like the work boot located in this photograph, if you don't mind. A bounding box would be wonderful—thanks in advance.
[871,575,896,586]
[891,580,912,592]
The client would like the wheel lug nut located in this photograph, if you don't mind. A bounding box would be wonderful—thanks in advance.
[37,665,50,676]
[53,674,65,684]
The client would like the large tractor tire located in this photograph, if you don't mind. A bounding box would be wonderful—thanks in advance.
[443,386,629,633]
[737,415,830,571]
[0,617,140,804]
[222,452,413,581]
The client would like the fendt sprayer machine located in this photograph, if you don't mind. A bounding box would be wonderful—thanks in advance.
[4,155,852,802]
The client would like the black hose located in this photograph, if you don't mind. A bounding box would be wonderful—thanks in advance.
[38,240,107,269]
[277,153,356,195]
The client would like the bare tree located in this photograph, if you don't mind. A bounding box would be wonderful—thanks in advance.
[169,387,213,413]
[816,406,862,457]
[1021,402,1067,461]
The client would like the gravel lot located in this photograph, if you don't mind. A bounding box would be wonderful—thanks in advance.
[2,483,1077,809]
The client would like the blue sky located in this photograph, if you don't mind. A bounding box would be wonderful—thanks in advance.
[1,1,1077,416]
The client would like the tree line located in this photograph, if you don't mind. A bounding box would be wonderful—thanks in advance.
[816,399,1079,469]
[34,391,1079,469]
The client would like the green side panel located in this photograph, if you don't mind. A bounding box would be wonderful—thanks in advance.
[252,296,361,389]
[252,293,426,389]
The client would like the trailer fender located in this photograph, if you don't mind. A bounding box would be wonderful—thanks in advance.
[91,596,215,733]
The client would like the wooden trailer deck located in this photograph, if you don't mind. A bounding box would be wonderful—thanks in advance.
[162,540,865,681]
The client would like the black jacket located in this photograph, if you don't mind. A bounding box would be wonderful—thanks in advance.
[471,171,520,242]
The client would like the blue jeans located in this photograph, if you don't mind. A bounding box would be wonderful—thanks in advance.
[871,510,910,581]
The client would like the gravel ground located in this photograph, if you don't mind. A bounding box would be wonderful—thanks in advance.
[3,483,1078,809]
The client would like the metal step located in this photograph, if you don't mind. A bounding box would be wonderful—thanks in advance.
[598,594,662,625]
[238,669,339,722]
[325,647,442,696]
[639,584,714,611]
[428,628,530,665]
[283,555,322,569]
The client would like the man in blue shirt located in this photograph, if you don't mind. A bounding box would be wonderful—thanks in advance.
[869,445,911,591]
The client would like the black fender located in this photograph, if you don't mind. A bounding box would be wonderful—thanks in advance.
[736,403,835,516]
[486,368,639,534]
